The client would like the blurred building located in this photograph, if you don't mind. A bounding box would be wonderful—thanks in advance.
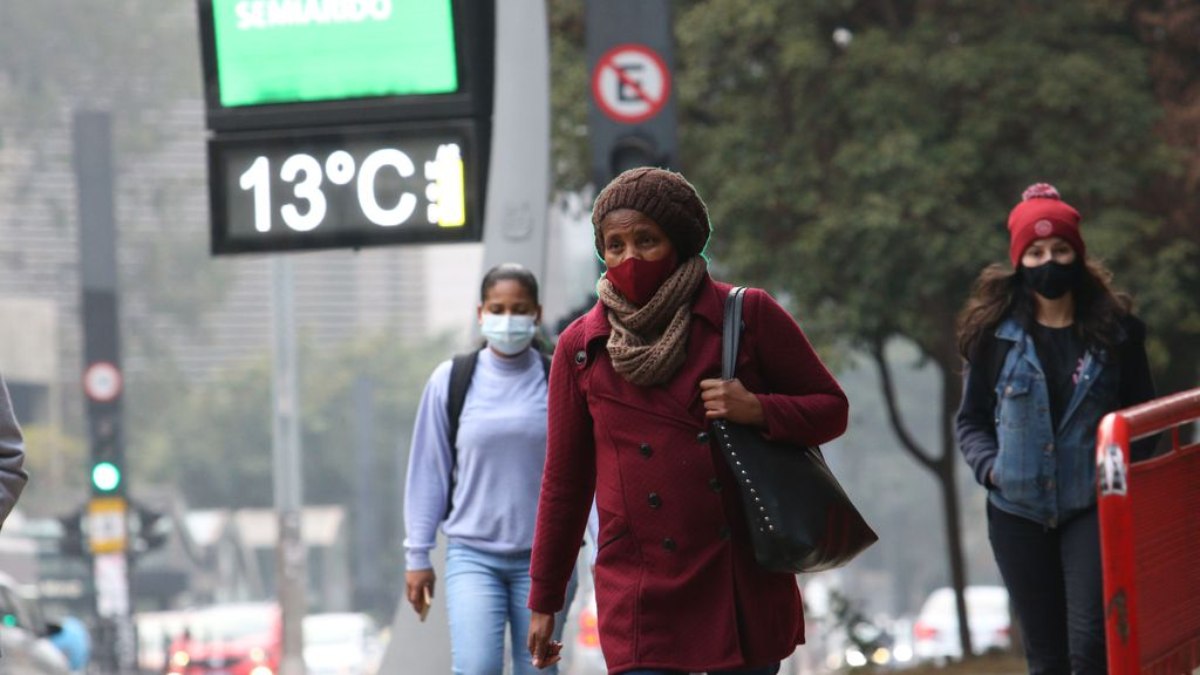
[0,101,497,448]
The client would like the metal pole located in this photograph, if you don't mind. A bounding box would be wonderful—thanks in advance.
[480,0,551,284]
[73,109,137,675]
[271,256,306,675]
[352,377,382,614]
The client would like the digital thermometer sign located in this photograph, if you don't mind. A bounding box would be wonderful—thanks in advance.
[209,122,480,254]
[196,0,493,253]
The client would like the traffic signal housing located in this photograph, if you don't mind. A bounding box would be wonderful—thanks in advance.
[58,508,86,557]
[132,502,170,556]
[88,411,124,496]
[608,133,669,179]
[586,0,679,188]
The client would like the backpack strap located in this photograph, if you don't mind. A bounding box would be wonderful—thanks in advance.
[443,347,551,518]
[444,350,480,518]
[446,350,481,452]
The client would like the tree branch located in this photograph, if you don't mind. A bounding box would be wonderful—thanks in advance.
[871,337,938,471]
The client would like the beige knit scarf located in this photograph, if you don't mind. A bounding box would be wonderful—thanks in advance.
[598,256,707,386]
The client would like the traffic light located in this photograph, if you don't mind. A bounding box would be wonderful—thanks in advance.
[58,509,86,557]
[586,1,679,187]
[608,133,668,179]
[89,412,124,496]
[131,503,170,555]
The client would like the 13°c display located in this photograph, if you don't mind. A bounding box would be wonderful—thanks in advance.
[208,122,480,253]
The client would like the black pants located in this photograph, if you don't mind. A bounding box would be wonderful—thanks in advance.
[987,502,1107,675]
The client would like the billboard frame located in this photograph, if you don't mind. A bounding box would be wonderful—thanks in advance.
[195,0,495,132]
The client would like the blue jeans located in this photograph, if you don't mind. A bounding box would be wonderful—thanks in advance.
[620,664,780,675]
[446,542,575,675]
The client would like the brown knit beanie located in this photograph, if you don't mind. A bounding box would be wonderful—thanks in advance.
[592,167,711,259]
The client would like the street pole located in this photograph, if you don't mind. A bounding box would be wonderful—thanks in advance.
[271,256,306,675]
[380,1,547,666]
[352,377,383,614]
[73,109,137,675]
[479,0,551,284]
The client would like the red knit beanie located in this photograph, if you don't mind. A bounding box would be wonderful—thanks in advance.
[1006,183,1084,267]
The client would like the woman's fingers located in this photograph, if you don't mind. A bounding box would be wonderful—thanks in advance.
[528,612,558,669]
[404,570,435,614]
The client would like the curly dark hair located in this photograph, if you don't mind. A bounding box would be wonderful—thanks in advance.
[956,259,1133,362]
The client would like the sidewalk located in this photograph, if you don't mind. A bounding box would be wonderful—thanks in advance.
[905,653,1026,674]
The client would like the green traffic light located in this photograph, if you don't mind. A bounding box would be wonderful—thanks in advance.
[92,461,122,492]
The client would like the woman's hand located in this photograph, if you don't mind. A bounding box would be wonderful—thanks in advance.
[699,378,765,426]
[527,611,562,670]
[405,569,436,616]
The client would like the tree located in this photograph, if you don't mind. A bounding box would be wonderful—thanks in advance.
[671,0,1177,657]
[1126,0,1200,406]
[132,329,448,511]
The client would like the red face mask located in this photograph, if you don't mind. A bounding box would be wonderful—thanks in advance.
[605,252,678,306]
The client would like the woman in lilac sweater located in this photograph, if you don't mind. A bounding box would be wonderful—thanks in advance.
[403,263,573,675]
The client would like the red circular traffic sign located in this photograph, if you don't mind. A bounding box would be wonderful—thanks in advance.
[84,362,123,402]
[591,44,671,124]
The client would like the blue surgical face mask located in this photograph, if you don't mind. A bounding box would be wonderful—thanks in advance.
[480,313,537,355]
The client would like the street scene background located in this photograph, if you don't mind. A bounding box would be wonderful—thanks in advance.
[0,1,1197,673]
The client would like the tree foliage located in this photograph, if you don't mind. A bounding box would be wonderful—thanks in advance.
[129,330,448,512]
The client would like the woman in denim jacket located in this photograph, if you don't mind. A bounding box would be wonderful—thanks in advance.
[955,184,1156,675]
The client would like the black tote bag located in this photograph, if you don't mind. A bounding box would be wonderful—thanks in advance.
[712,287,878,573]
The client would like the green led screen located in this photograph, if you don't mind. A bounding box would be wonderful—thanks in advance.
[211,0,459,107]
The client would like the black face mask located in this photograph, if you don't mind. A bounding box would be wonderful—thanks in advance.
[1023,260,1082,299]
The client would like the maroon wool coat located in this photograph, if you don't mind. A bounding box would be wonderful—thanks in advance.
[528,277,849,674]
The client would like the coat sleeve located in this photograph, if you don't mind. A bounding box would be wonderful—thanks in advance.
[402,361,455,571]
[528,326,596,614]
[955,353,999,489]
[0,375,28,528]
[743,288,848,447]
[1117,316,1159,461]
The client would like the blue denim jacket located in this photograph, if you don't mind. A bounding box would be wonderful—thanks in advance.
[987,317,1119,526]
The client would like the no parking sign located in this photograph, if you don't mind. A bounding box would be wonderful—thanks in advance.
[84,361,123,403]
[591,44,672,124]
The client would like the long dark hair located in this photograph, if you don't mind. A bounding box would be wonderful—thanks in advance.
[480,263,540,304]
[957,259,1132,361]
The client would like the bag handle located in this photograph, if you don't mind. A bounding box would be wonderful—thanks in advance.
[722,287,747,381]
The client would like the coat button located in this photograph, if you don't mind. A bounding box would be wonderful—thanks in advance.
[696,431,710,444]
[661,537,676,551]
[574,350,587,365]
[648,492,662,509]
[718,525,731,541]
[639,443,652,458]
[708,478,722,492]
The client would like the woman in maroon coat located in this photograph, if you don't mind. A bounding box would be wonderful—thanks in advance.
[526,168,849,674]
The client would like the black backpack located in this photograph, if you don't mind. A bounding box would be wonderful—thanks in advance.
[442,348,551,517]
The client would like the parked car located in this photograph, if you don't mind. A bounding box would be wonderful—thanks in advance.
[0,571,71,675]
[302,612,383,675]
[912,585,1011,663]
[165,602,281,675]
